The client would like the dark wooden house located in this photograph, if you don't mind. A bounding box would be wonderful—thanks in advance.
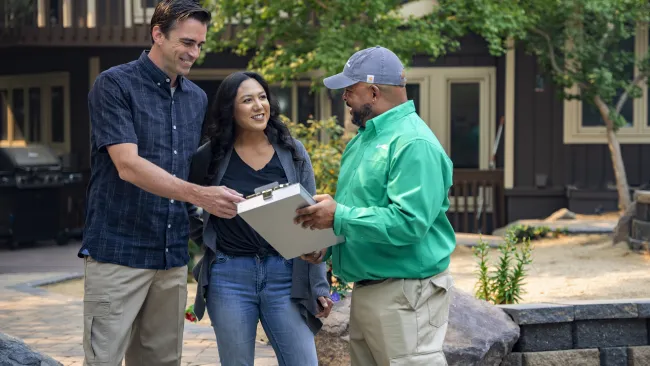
[1,0,647,235]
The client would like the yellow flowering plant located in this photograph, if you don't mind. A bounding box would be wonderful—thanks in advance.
[282,116,347,196]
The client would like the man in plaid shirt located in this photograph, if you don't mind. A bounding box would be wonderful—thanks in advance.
[79,1,243,365]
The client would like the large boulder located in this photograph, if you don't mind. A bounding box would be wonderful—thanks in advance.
[314,288,520,366]
[0,333,62,366]
[315,295,352,366]
[445,289,520,365]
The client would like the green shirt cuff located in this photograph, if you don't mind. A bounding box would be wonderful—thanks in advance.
[333,203,350,236]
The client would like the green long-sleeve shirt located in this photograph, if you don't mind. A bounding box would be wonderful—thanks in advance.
[326,100,456,283]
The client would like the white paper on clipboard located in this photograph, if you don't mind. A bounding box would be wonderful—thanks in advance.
[236,183,344,259]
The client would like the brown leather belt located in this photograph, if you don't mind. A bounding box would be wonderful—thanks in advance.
[356,279,387,287]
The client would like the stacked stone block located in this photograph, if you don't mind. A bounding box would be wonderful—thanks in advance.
[498,299,650,365]
[630,190,650,252]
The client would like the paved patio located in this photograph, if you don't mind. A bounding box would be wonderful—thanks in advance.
[0,242,279,366]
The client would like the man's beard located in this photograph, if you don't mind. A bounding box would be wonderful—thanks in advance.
[351,104,373,127]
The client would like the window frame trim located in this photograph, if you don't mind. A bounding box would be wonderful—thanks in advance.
[563,23,650,144]
[124,0,156,27]
[0,72,71,155]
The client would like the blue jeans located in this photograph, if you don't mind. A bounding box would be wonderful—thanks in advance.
[206,251,318,366]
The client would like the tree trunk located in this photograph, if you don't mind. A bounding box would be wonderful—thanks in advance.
[593,96,632,211]
[612,201,636,245]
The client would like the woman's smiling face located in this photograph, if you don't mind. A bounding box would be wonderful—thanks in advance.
[233,78,271,132]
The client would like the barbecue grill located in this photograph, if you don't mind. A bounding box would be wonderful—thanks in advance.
[0,144,81,249]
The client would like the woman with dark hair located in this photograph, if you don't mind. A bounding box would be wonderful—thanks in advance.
[189,71,333,366]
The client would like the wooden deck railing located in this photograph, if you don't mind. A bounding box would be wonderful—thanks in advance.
[0,0,154,46]
[448,169,506,234]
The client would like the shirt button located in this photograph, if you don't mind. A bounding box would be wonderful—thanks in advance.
[166,78,170,83]
[166,248,169,253]
[168,224,171,228]
[173,126,176,130]
[170,199,175,203]
[173,150,177,154]
[172,174,176,177]
[157,82,160,86]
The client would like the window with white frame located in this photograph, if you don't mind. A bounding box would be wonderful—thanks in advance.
[564,25,650,143]
[0,72,70,154]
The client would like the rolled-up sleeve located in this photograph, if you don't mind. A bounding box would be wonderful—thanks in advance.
[88,73,137,150]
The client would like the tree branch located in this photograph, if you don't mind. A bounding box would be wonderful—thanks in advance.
[314,0,327,10]
[597,24,613,65]
[616,72,648,114]
[531,27,563,76]
[531,27,593,96]
[594,95,613,130]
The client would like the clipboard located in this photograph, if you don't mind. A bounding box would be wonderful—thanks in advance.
[236,182,344,259]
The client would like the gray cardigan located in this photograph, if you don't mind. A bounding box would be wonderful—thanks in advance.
[188,138,330,335]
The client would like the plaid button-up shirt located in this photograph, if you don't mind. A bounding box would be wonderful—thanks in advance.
[80,51,207,270]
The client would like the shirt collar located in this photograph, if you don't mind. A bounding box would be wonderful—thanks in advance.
[138,50,185,91]
[364,100,416,134]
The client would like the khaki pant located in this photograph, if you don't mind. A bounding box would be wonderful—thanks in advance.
[82,256,188,366]
[349,269,453,366]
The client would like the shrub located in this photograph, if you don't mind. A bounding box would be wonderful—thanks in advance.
[473,228,534,305]
[283,116,348,196]
[509,224,568,243]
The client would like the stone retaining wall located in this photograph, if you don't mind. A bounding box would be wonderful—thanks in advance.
[630,190,650,252]
[498,299,650,366]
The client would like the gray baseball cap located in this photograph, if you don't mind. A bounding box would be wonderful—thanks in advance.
[323,46,406,89]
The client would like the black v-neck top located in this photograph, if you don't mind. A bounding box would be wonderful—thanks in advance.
[210,149,288,257]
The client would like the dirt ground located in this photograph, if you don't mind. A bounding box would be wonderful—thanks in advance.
[43,232,650,342]
[450,234,650,302]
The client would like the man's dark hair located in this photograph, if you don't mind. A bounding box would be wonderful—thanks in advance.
[150,0,211,44]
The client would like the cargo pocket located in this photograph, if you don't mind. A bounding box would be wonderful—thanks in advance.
[390,350,448,365]
[427,274,453,328]
[83,295,111,363]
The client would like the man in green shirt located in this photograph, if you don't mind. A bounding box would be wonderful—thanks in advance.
[295,46,456,365]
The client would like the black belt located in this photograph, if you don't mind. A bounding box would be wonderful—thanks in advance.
[356,279,388,287]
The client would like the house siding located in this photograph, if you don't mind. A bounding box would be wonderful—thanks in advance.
[508,47,650,220]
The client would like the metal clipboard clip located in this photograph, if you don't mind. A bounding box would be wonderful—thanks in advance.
[246,182,292,200]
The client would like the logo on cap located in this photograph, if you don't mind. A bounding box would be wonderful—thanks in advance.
[367,75,375,83]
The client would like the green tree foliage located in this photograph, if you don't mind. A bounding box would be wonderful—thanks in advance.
[442,0,650,211]
[200,0,463,87]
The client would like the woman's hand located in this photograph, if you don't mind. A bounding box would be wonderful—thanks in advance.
[316,296,334,318]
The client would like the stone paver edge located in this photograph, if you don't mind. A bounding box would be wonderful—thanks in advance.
[7,272,84,296]
[3,271,273,345]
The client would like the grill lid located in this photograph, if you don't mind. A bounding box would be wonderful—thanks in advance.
[0,144,61,171]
